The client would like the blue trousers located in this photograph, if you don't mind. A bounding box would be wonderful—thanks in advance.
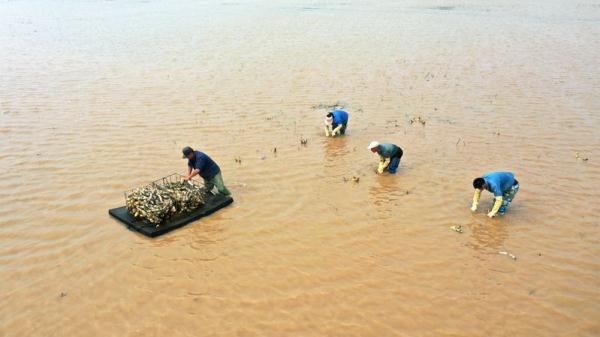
[388,156,401,174]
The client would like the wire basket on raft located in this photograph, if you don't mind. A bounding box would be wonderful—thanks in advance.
[124,174,206,225]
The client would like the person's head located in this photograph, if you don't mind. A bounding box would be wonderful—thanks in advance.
[325,112,333,125]
[368,141,380,153]
[473,177,486,190]
[182,146,195,160]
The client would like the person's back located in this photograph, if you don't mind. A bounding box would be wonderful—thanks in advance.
[332,109,349,125]
[189,151,220,180]
[483,171,515,196]
[377,143,401,158]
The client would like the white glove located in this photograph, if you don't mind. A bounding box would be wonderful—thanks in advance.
[377,157,390,174]
[331,124,343,137]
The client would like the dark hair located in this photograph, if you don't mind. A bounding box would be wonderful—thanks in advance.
[182,146,194,157]
[473,177,485,189]
[326,112,333,117]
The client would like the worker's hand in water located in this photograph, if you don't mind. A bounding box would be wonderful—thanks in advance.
[331,125,342,137]
[377,159,388,174]
[487,196,502,218]
[470,204,478,212]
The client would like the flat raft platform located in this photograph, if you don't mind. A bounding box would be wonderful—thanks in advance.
[109,194,233,237]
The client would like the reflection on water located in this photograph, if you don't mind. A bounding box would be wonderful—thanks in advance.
[323,136,349,160]
[368,174,404,211]
[466,220,509,252]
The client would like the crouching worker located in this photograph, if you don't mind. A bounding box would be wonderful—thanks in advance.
[182,146,231,196]
[471,171,519,217]
[324,109,349,137]
[368,141,403,174]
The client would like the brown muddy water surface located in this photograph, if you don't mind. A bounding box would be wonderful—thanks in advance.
[1,1,599,336]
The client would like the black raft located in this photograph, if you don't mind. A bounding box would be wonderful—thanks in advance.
[109,194,233,237]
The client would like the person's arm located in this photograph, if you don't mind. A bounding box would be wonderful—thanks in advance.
[325,125,331,136]
[488,196,503,217]
[471,189,482,211]
[332,124,343,136]
[377,156,390,174]
[185,165,200,180]
[186,168,200,180]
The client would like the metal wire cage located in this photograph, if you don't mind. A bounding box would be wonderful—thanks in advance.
[124,173,204,203]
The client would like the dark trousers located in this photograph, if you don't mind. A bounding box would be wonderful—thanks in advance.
[388,149,403,174]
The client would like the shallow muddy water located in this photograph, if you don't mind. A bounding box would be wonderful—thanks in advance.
[1,1,599,336]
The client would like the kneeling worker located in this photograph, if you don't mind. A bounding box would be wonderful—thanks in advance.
[471,171,519,217]
[368,141,403,174]
[324,109,349,137]
[182,146,231,196]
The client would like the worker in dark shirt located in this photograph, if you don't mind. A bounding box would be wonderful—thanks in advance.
[367,141,403,174]
[182,146,231,196]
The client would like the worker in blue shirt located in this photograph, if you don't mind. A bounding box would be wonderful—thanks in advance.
[324,109,349,137]
[182,146,231,196]
[471,171,519,217]
[367,141,403,174]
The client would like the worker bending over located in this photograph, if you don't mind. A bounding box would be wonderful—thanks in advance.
[368,141,403,174]
[471,171,519,217]
[324,109,349,137]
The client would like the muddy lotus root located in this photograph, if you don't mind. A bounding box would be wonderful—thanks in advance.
[126,181,205,224]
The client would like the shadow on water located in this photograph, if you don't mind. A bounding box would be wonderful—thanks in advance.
[368,173,403,211]
[323,136,350,161]
[145,220,226,249]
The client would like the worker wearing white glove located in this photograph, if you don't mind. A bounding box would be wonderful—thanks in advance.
[471,172,519,217]
[368,141,403,174]
[378,157,391,174]
[324,109,349,137]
